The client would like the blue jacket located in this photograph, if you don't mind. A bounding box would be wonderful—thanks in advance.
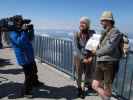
[9,31,34,65]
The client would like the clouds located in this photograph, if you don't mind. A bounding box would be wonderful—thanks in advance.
[33,19,133,34]
[33,20,78,30]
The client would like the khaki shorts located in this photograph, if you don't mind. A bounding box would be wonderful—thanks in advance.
[94,61,118,87]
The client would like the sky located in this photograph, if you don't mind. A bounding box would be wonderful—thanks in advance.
[0,0,133,33]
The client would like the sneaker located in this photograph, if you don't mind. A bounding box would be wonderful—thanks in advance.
[87,86,97,95]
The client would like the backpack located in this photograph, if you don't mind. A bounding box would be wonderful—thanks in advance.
[119,33,129,58]
[99,30,129,58]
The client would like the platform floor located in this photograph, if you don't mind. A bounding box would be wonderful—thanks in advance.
[0,48,117,100]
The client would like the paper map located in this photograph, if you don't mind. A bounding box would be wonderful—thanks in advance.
[85,34,101,51]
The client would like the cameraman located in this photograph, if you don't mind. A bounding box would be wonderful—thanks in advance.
[9,17,43,96]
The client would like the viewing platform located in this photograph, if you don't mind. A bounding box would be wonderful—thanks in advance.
[0,34,133,100]
[0,48,116,100]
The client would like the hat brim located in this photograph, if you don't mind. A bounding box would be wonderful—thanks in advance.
[100,18,114,21]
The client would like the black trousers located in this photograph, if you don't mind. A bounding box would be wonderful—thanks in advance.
[22,61,38,76]
[22,61,38,89]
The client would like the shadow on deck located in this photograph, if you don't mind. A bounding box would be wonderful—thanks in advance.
[0,58,13,67]
[0,82,78,100]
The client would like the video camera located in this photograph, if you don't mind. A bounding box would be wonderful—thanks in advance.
[0,15,34,41]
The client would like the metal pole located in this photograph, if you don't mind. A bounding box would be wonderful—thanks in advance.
[128,71,133,100]
[121,54,129,97]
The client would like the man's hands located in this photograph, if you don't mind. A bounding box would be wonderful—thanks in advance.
[82,47,98,64]
[83,57,93,64]
[92,48,97,55]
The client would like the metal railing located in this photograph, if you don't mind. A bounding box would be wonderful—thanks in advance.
[33,35,74,77]
[33,34,133,100]
[113,51,133,100]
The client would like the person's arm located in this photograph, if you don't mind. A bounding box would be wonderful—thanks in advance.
[10,31,29,47]
[96,32,121,56]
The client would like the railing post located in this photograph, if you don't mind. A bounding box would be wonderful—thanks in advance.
[120,54,129,97]
[128,71,133,100]
[71,41,75,80]
[40,36,43,63]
